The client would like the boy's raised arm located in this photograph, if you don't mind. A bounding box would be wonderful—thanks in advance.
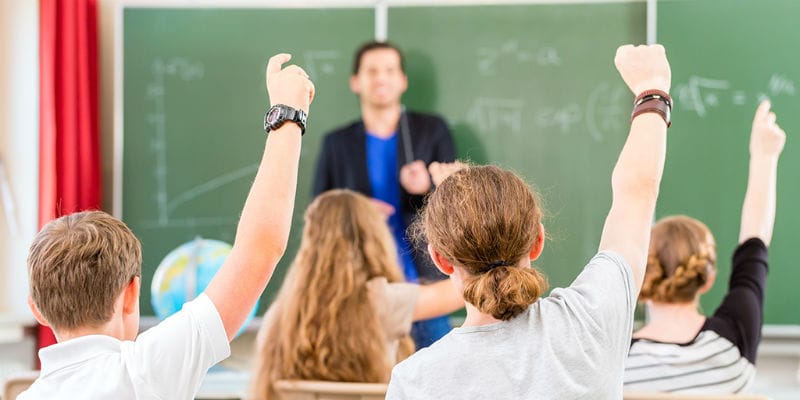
[206,53,315,340]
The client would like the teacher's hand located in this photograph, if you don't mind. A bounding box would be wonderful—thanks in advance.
[400,160,432,195]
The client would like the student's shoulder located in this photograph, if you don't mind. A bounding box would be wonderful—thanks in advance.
[134,293,229,357]
[732,237,768,266]
[389,336,463,399]
[391,346,432,384]
[544,250,635,318]
[590,250,631,271]
[367,277,419,298]
[579,250,634,289]
[550,250,632,295]
[394,333,454,373]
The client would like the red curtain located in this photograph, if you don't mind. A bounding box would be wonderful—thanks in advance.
[38,0,101,352]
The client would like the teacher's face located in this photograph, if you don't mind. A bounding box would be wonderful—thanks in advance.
[350,48,408,109]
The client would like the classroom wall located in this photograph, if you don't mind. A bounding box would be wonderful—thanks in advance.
[0,0,39,319]
[99,0,115,218]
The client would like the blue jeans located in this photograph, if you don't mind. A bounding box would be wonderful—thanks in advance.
[411,315,452,349]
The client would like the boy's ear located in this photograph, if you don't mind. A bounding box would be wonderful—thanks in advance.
[428,243,455,275]
[27,296,50,327]
[529,223,546,261]
[122,276,141,315]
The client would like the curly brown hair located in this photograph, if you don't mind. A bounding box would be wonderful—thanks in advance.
[249,190,415,400]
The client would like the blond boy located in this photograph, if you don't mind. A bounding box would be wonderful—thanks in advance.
[20,53,314,400]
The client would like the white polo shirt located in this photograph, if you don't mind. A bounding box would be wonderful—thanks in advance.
[19,293,230,400]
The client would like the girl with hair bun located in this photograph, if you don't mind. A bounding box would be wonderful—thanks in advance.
[387,44,673,399]
[624,100,786,394]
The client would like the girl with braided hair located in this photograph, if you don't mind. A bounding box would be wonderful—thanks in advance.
[624,100,786,394]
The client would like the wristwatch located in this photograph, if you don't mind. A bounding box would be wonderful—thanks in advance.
[263,104,307,135]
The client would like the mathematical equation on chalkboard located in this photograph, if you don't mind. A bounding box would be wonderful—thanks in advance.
[466,73,798,141]
[303,50,341,80]
[675,74,796,117]
[466,83,628,143]
[477,40,562,76]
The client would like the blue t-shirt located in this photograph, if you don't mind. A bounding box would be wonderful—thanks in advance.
[366,132,419,283]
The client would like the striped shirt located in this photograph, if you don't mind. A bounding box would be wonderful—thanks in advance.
[624,238,768,394]
[625,331,755,393]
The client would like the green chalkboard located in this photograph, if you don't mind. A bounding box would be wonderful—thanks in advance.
[658,0,800,325]
[121,4,656,321]
[122,7,373,315]
[389,3,646,292]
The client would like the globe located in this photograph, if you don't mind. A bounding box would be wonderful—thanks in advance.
[151,237,258,338]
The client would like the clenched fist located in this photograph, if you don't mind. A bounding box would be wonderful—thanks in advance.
[614,44,671,96]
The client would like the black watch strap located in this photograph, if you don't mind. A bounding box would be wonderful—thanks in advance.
[264,104,307,135]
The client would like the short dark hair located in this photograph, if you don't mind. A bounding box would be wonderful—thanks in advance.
[352,41,405,75]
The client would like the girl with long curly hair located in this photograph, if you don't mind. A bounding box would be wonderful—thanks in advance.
[249,189,463,400]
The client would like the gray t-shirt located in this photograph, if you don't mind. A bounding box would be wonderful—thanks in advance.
[386,251,635,399]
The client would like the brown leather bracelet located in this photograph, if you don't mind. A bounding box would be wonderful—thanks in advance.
[635,89,672,108]
[631,90,672,127]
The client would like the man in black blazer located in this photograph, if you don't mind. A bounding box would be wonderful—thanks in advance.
[313,41,456,348]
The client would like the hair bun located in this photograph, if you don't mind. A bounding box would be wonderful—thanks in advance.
[462,265,548,321]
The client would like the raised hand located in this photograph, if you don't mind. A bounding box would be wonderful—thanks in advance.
[614,44,671,96]
[750,100,786,159]
[266,53,315,113]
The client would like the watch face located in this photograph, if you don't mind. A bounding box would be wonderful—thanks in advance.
[266,107,283,125]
